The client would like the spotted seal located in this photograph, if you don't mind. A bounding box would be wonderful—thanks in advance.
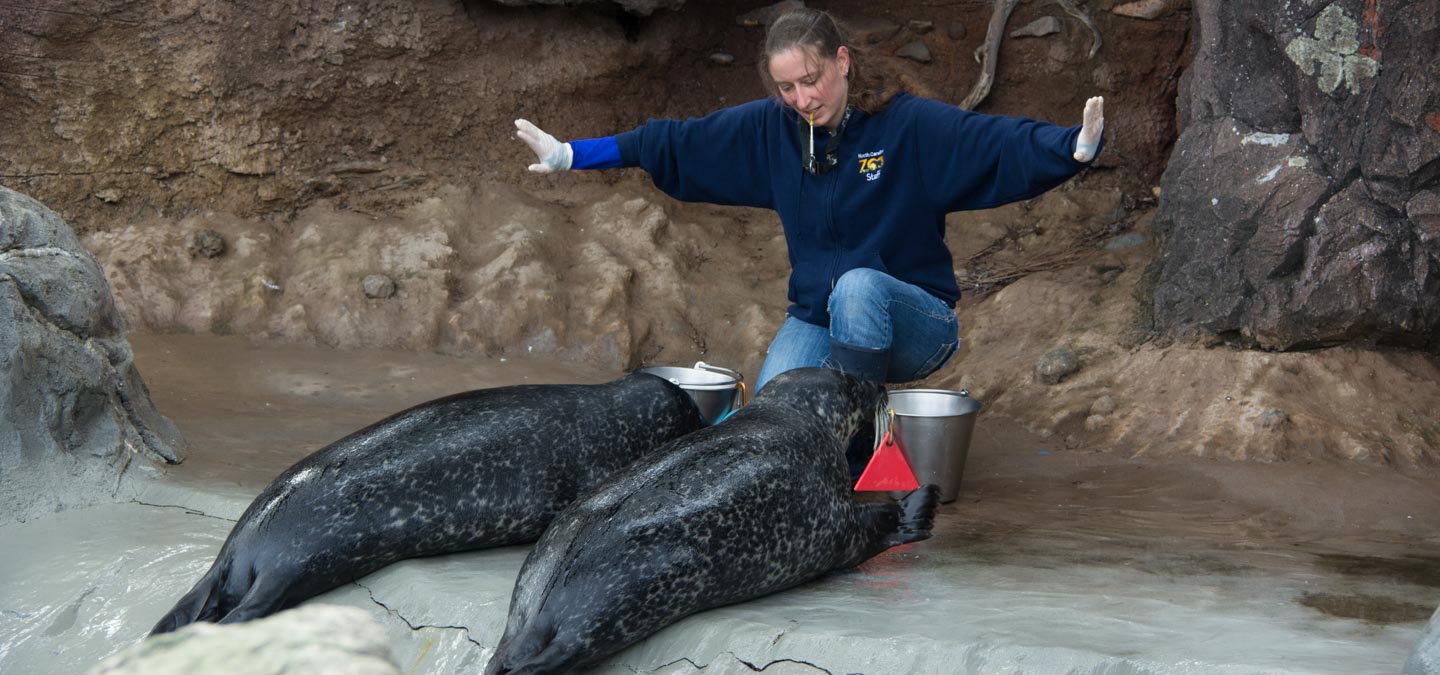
[150,373,706,635]
[484,367,939,675]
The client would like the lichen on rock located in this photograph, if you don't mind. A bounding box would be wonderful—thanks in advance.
[1284,5,1380,96]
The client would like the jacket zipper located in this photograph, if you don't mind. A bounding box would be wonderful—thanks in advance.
[824,159,841,292]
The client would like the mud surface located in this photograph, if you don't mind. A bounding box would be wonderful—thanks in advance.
[5,333,1436,673]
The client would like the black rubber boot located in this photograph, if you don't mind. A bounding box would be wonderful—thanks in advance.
[826,339,890,479]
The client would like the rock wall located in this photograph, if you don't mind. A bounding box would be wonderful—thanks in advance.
[1,0,1178,230]
[1,0,1188,373]
[484,0,687,16]
[1,187,184,523]
[1146,0,1440,349]
[84,183,790,373]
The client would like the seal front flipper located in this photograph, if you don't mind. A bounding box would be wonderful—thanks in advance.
[884,484,940,547]
[836,485,940,568]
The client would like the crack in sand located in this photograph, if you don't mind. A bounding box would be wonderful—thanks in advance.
[354,581,487,651]
[735,656,833,673]
[129,499,236,522]
[652,652,833,674]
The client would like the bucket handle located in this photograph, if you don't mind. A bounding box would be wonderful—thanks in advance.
[874,407,896,451]
[694,361,748,408]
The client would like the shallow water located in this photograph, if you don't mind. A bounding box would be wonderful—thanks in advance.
[2,333,1438,674]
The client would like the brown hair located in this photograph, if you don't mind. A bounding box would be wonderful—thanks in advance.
[756,8,902,115]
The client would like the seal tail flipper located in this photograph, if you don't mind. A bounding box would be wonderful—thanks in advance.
[149,566,225,636]
[485,621,585,675]
[489,643,583,675]
[215,573,291,625]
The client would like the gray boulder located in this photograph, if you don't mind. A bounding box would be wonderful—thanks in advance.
[1146,0,1440,349]
[1406,604,1440,675]
[1,186,184,523]
[87,604,399,675]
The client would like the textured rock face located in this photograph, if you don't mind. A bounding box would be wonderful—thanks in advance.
[1,187,183,522]
[1146,0,1440,349]
[87,604,399,675]
[85,183,788,374]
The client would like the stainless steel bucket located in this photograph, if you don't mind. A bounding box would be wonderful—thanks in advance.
[883,389,982,503]
[637,362,746,425]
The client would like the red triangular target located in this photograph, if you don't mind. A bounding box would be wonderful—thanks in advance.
[853,429,920,492]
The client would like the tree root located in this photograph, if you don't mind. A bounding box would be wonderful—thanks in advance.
[961,0,1023,111]
[960,0,1103,111]
[1052,0,1104,58]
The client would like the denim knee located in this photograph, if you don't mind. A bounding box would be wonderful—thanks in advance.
[829,268,894,346]
[830,266,888,320]
[831,268,890,307]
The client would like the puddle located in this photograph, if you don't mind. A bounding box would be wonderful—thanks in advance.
[1312,554,1440,588]
[1298,592,1436,625]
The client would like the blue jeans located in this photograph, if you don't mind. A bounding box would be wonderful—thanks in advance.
[756,268,960,390]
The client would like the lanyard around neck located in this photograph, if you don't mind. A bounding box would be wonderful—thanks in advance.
[799,104,853,175]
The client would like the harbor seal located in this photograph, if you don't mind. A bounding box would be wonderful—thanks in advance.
[484,367,939,675]
[150,373,705,635]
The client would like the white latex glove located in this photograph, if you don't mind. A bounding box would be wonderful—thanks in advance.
[515,119,573,173]
[1073,96,1104,163]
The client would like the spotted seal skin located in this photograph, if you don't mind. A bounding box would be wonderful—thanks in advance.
[150,373,705,635]
[484,367,940,675]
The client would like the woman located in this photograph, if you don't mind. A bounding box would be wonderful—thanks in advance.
[516,8,1104,390]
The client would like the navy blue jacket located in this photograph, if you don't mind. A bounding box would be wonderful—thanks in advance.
[605,94,1094,327]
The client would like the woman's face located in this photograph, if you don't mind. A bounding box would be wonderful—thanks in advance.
[768,45,850,130]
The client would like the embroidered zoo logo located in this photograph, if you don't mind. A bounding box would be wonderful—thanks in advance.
[857,149,885,182]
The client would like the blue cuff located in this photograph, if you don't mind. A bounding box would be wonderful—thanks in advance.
[570,137,622,170]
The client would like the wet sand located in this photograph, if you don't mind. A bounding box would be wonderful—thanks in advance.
[2,333,1438,674]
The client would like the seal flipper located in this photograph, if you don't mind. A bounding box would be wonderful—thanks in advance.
[883,484,940,548]
[149,565,225,635]
[216,572,292,625]
[835,485,941,569]
[484,619,584,675]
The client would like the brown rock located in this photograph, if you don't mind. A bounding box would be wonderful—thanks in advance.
[1113,0,1172,20]
[737,0,803,27]
[895,41,932,63]
[1011,17,1061,39]
[847,17,902,45]
[189,229,227,259]
[362,274,397,299]
[1035,347,1081,385]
